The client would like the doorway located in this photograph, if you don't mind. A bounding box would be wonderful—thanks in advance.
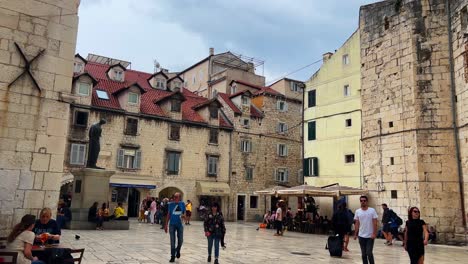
[128,188,140,217]
[237,195,245,221]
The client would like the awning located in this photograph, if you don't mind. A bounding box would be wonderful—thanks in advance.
[109,178,156,189]
[255,186,289,195]
[196,181,230,196]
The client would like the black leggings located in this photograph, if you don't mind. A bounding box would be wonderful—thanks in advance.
[275,220,283,234]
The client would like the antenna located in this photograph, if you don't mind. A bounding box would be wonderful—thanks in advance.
[153,59,160,73]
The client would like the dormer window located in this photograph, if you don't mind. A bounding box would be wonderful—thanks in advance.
[172,81,181,89]
[241,96,249,106]
[114,70,123,81]
[156,78,166,89]
[171,98,181,112]
[209,105,218,119]
[231,85,237,94]
[128,92,139,104]
[74,62,84,73]
[77,82,90,96]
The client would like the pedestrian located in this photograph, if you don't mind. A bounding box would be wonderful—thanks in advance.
[381,203,404,246]
[146,194,152,223]
[274,201,284,236]
[353,195,378,264]
[160,198,168,229]
[150,197,157,225]
[404,207,429,264]
[332,203,352,252]
[164,192,186,263]
[185,200,192,225]
[204,203,226,264]
[139,199,146,222]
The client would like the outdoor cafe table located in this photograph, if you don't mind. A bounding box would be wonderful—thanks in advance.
[32,244,73,262]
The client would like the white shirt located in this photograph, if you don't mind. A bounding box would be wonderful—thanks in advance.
[6,230,35,264]
[354,207,378,238]
[276,208,283,221]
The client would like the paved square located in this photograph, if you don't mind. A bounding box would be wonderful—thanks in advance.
[61,220,467,263]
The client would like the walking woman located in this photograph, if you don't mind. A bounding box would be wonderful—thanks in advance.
[404,207,429,264]
[204,203,225,264]
[6,214,44,264]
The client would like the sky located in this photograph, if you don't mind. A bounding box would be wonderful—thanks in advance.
[76,0,376,84]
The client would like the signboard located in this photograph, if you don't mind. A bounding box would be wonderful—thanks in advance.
[109,183,157,189]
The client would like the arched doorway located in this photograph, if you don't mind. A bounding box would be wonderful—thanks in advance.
[159,187,183,200]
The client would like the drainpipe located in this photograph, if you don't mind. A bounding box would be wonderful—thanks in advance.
[446,0,467,233]
[228,131,233,221]
[302,83,305,185]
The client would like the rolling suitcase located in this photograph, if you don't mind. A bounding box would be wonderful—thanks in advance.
[325,235,343,257]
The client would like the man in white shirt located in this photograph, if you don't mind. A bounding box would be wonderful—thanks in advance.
[354,195,378,264]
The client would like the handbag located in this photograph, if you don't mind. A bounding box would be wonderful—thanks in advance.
[144,210,149,216]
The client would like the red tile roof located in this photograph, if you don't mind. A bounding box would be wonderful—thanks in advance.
[83,62,232,128]
[231,80,263,90]
[253,86,281,96]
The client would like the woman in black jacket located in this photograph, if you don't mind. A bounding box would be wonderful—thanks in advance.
[204,203,225,264]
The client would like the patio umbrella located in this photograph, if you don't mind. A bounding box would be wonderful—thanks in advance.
[254,185,289,195]
[277,184,336,197]
[321,185,368,196]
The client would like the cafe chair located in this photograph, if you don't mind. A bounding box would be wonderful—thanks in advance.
[0,252,18,264]
[0,236,7,249]
[69,248,85,264]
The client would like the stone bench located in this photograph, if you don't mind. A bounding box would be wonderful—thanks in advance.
[67,220,130,230]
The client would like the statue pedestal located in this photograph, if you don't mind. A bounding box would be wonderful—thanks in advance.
[68,168,119,230]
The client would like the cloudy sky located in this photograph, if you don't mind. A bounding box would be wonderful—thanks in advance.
[77,0,376,83]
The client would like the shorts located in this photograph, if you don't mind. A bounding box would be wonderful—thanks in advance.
[186,210,192,217]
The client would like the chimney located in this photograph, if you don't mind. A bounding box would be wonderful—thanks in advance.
[161,68,169,74]
[209,47,214,56]
[323,52,333,62]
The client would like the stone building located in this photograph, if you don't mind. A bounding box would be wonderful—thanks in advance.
[0,0,80,234]
[218,79,303,221]
[359,0,466,242]
[303,31,362,217]
[66,54,234,218]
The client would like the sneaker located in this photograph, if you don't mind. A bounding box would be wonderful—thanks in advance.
[214,259,219,264]
[176,252,181,259]
[207,256,211,262]
[169,256,175,262]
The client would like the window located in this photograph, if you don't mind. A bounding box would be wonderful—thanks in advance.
[128,92,139,104]
[297,169,304,184]
[389,121,394,128]
[209,128,218,144]
[304,157,318,176]
[209,105,218,119]
[166,151,181,175]
[308,121,316,140]
[249,196,258,209]
[344,85,351,97]
[342,54,350,65]
[74,111,88,127]
[240,140,252,153]
[308,90,316,107]
[74,62,83,73]
[171,99,181,112]
[207,156,218,176]
[245,167,253,181]
[125,118,138,136]
[117,149,142,169]
[78,82,90,96]
[345,119,352,127]
[275,168,289,183]
[277,122,288,133]
[391,190,398,199]
[169,124,180,140]
[96,90,109,100]
[390,157,394,165]
[156,78,166,89]
[277,144,288,157]
[70,143,86,165]
[172,81,181,89]
[114,70,123,81]
[345,154,355,163]
[192,75,196,84]
[242,118,250,128]
[277,100,287,111]
[241,96,249,106]
[230,85,237,94]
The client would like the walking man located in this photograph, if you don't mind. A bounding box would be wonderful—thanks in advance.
[165,192,186,262]
[354,195,378,264]
[381,203,404,245]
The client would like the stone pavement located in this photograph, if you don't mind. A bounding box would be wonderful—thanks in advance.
[61,220,468,264]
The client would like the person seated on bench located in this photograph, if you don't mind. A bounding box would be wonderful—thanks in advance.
[6,214,44,264]
[33,208,60,245]
[110,202,128,221]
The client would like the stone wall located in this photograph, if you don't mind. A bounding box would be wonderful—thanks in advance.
[0,0,80,235]
[360,0,464,242]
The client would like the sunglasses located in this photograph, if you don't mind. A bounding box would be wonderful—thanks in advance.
[412,210,420,213]
[360,200,367,202]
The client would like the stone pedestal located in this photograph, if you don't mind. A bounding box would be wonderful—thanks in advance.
[69,168,116,230]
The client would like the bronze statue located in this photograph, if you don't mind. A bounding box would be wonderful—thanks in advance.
[86,119,106,169]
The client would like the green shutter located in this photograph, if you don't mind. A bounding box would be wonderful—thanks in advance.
[303,158,310,176]
[308,121,316,140]
[134,150,142,169]
[117,149,124,168]
[308,90,316,107]
[313,157,319,176]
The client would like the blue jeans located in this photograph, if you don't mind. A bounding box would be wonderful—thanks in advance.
[169,223,184,257]
[207,235,220,258]
[358,237,375,264]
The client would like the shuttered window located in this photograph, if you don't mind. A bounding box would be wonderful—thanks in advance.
[274,168,289,183]
[117,149,142,169]
[70,144,86,165]
[166,151,181,175]
[308,121,316,140]
[207,156,218,177]
[308,90,316,107]
[125,118,138,136]
[303,157,318,177]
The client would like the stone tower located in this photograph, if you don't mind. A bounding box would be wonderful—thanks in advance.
[360,0,466,242]
[0,0,80,234]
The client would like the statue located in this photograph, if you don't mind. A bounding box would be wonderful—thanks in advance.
[86,119,106,169]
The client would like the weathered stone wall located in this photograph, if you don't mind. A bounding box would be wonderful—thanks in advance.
[0,0,80,235]
[360,0,464,241]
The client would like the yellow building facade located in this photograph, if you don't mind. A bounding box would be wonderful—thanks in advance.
[304,31,362,193]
